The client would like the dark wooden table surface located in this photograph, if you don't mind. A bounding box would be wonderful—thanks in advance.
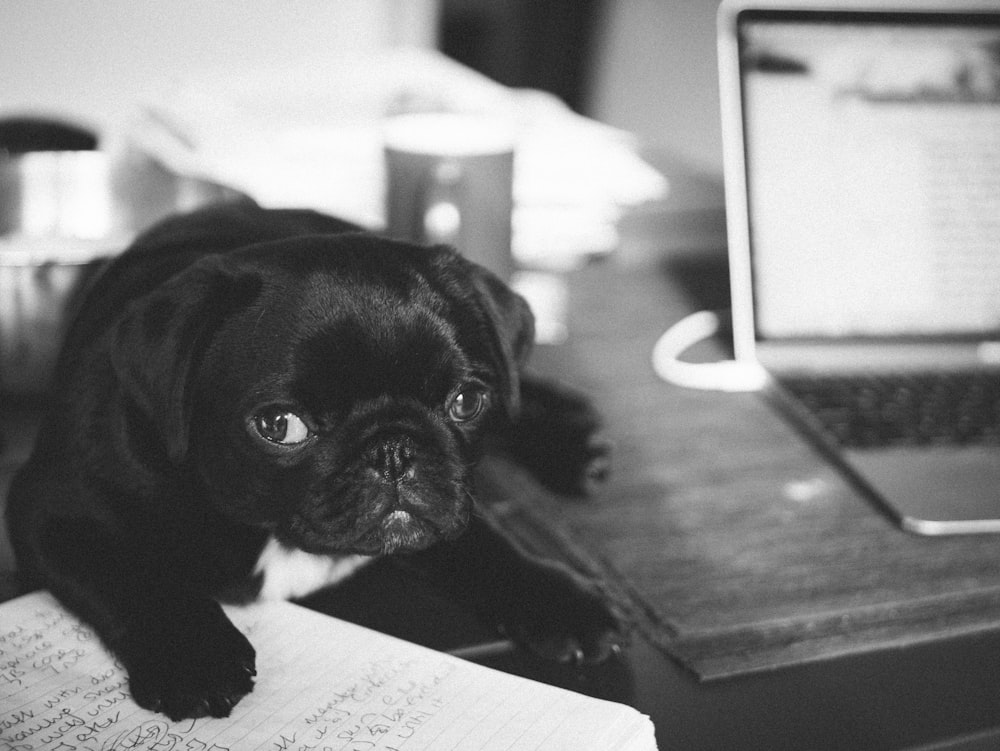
[515,251,1000,751]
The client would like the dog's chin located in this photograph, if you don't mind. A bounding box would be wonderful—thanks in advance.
[280,507,470,557]
[362,509,457,555]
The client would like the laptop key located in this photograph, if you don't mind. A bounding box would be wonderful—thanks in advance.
[780,372,1000,449]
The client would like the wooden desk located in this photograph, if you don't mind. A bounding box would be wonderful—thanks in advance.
[498,255,1000,751]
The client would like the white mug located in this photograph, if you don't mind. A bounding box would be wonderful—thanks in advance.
[383,113,515,280]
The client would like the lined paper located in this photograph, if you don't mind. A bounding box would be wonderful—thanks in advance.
[0,591,656,750]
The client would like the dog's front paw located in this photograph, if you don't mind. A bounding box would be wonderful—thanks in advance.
[554,434,613,498]
[500,565,628,665]
[118,603,256,721]
[509,378,613,497]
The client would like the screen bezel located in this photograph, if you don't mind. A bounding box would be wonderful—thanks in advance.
[719,2,1000,360]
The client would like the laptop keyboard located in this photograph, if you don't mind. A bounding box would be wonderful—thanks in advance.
[779,371,1000,449]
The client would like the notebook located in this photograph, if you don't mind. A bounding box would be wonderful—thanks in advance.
[718,0,1000,534]
[0,590,657,750]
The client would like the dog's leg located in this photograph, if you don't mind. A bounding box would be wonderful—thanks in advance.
[494,376,612,496]
[34,517,256,720]
[402,510,627,663]
[9,475,257,721]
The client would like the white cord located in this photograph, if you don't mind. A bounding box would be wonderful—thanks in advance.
[651,310,768,392]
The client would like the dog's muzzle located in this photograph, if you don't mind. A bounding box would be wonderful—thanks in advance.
[362,431,468,553]
[283,427,471,556]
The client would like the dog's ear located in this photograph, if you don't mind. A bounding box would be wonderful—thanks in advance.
[465,263,535,418]
[110,256,261,464]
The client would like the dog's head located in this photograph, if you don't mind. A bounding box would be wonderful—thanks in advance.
[110,233,534,555]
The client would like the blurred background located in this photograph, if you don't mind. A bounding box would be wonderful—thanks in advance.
[0,0,724,173]
[0,0,728,396]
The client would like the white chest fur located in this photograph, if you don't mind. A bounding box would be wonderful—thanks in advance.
[253,537,374,601]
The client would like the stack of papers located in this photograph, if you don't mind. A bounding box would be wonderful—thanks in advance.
[120,48,668,270]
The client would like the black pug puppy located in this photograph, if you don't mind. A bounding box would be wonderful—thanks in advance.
[7,203,623,720]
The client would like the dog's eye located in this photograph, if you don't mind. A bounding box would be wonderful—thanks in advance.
[448,386,488,423]
[252,408,311,445]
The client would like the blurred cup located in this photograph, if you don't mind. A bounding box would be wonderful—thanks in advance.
[383,112,515,280]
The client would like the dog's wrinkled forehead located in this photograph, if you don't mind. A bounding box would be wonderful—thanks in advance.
[288,272,466,410]
[215,247,478,414]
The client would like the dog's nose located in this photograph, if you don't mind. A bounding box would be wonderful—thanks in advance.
[369,434,416,482]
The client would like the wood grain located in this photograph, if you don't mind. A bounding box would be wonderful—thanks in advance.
[503,255,1000,680]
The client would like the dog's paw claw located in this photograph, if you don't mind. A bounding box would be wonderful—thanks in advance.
[577,438,613,495]
[120,605,257,720]
[499,567,629,666]
[130,652,256,721]
[504,379,613,498]
[526,433,614,498]
[508,617,628,666]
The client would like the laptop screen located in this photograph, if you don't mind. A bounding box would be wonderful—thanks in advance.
[735,9,1000,341]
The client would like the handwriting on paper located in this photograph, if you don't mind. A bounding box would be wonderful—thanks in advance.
[0,591,655,751]
[0,593,469,751]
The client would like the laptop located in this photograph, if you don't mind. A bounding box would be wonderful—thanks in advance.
[717,0,1000,534]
